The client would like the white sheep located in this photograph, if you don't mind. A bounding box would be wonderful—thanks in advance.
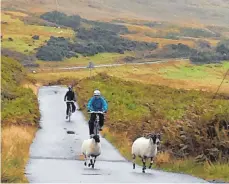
[131,133,161,173]
[81,134,101,168]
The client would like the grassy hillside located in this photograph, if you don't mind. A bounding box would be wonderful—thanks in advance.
[30,60,229,95]
[1,56,40,182]
[2,0,229,26]
[75,73,229,181]
[2,10,229,68]
[1,11,74,55]
[1,2,229,182]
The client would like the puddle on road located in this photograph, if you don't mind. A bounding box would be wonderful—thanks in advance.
[67,130,75,134]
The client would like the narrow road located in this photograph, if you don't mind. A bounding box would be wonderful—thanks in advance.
[40,58,189,71]
[25,86,207,183]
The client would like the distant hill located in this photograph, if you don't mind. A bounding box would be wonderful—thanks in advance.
[2,0,229,26]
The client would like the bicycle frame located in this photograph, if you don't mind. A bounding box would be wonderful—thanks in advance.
[88,111,105,135]
[66,100,75,122]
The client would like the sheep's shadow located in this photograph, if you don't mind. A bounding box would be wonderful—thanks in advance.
[83,167,101,171]
[131,170,155,176]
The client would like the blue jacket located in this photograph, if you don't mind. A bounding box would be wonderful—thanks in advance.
[87,96,108,112]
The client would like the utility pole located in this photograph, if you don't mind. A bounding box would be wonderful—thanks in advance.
[87,61,95,78]
[212,69,229,102]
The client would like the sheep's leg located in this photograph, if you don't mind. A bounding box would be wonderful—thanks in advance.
[132,154,136,169]
[88,156,93,167]
[148,157,154,169]
[142,157,146,173]
[92,157,95,169]
[83,154,87,166]
[89,156,94,168]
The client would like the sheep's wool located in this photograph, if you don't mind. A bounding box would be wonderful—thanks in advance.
[81,138,101,157]
[132,137,157,158]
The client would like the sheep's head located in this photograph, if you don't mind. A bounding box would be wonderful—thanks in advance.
[92,134,100,143]
[149,133,161,145]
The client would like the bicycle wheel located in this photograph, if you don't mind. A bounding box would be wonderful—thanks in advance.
[94,122,97,135]
[68,107,72,122]
[94,115,99,135]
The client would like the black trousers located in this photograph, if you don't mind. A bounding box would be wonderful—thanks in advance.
[89,113,104,135]
[66,102,76,115]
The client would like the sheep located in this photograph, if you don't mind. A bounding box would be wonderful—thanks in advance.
[131,133,161,173]
[81,134,101,168]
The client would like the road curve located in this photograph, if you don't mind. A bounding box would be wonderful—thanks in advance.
[25,86,207,183]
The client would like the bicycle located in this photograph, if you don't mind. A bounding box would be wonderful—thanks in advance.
[86,111,105,169]
[66,100,75,122]
[88,111,105,135]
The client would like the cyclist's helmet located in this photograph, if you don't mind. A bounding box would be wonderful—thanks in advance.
[93,89,101,96]
[68,85,72,90]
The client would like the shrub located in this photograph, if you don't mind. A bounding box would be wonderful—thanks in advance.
[40,11,81,29]
[36,36,76,61]
[190,40,229,64]
[149,43,194,58]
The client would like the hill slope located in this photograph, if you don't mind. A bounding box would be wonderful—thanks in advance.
[2,0,229,26]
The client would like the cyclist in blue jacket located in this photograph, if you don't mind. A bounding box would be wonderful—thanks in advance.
[87,89,108,137]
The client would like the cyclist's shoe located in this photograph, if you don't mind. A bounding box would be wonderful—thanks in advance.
[66,115,68,119]
[99,126,103,131]
[90,134,94,138]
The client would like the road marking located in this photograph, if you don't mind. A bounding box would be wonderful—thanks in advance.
[30,156,128,163]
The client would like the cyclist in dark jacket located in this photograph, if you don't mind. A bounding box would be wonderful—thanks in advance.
[64,86,76,119]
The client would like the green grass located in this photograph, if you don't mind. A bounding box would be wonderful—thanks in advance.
[63,52,131,65]
[159,61,229,84]
[159,160,229,182]
[75,73,229,182]
[1,56,40,126]
[36,52,134,67]
[1,11,74,54]
[101,128,229,182]
[2,35,47,54]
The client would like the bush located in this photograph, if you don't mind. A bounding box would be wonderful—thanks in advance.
[82,19,129,34]
[216,40,229,56]
[38,11,158,60]
[195,40,211,50]
[76,27,158,54]
[40,11,129,33]
[36,36,76,61]
[190,51,223,64]
[190,40,229,64]
[40,11,81,29]
[149,43,194,58]
[36,30,158,60]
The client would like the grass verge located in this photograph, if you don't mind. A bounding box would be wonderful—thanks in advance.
[1,126,37,183]
[75,73,229,182]
[1,56,40,182]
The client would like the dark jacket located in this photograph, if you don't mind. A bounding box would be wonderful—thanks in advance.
[64,91,76,101]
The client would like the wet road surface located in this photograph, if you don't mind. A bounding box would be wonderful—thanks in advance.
[25,86,207,183]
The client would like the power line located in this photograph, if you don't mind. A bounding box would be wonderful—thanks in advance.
[212,68,229,102]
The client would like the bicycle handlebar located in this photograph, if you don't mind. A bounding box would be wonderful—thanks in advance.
[65,100,75,102]
[88,111,105,114]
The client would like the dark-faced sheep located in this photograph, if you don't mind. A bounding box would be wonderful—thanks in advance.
[132,133,161,173]
[81,134,101,169]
